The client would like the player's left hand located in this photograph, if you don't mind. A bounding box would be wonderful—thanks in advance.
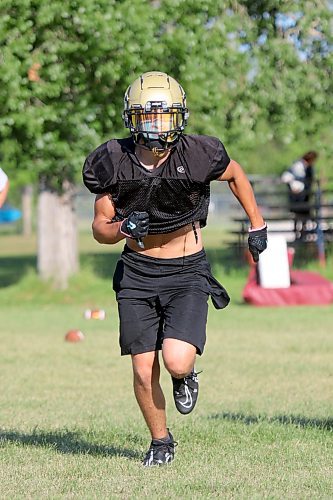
[248,225,267,262]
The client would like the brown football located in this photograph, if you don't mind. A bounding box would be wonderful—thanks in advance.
[65,330,84,343]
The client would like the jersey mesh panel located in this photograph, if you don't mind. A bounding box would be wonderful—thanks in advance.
[111,178,210,234]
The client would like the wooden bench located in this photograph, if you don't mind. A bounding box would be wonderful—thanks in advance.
[231,215,333,246]
[226,175,333,257]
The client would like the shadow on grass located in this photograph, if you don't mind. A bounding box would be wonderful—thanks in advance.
[81,253,120,280]
[0,255,36,288]
[0,246,246,290]
[0,428,141,460]
[208,412,333,432]
[1,238,329,291]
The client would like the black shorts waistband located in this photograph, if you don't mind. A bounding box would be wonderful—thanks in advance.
[121,244,206,269]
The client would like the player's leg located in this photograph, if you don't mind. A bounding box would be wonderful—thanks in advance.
[118,297,167,436]
[118,296,176,466]
[132,351,176,466]
[162,289,209,414]
[162,338,200,415]
[114,251,177,465]
[131,350,167,439]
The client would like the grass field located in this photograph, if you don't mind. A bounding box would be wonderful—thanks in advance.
[1,228,332,498]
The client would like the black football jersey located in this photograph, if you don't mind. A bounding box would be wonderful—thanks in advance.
[83,134,230,234]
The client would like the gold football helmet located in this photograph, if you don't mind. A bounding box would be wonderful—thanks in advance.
[123,71,189,155]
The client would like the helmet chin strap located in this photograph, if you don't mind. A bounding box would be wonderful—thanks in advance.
[136,142,168,158]
[136,133,173,157]
[152,147,167,158]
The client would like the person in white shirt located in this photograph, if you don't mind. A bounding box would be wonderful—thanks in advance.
[0,168,9,208]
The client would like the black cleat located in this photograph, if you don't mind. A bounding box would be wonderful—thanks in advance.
[143,431,176,467]
[172,370,200,415]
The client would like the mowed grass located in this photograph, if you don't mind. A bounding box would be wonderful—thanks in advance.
[0,229,332,498]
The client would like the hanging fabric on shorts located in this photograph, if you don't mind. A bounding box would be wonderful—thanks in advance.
[198,260,230,309]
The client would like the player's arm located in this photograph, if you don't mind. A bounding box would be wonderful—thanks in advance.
[92,193,125,244]
[218,159,265,229]
[92,194,150,246]
[218,159,267,262]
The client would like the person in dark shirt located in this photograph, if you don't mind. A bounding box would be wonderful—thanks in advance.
[83,71,267,467]
[281,151,318,216]
[281,151,318,238]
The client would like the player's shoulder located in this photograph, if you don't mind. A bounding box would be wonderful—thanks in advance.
[181,133,224,150]
[179,133,228,164]
[178,134,230,182]
[83,138,132,194]
[85,137,133,163]
[84,141,109,166]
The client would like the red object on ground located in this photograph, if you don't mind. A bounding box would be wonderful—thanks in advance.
[243,266,333,306]
[65,330,85,342]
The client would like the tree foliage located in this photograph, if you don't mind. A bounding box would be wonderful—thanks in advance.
[0,0,332,186]
[1,0,160,190]
[241,0,332,142]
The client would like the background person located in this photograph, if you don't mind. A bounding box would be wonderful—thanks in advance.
[281,151,318,218]
[0,168,9,208]
[83,71,267,467]
[281,151,318,239]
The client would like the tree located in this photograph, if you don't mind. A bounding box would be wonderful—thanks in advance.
[238,0,333,163]
[0,0,165,288]
[1,0,331,288]
[154,0,333,172]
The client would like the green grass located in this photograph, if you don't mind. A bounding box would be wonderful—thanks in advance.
[0,230,332,498]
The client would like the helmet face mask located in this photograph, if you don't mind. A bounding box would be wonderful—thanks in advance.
[128,108,184,151]
[123,72,189,155]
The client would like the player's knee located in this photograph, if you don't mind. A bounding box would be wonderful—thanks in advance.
[168,367,189,379]
[163,358,192,379]
[163,343,196,378]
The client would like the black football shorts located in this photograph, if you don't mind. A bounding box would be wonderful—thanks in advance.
[112,245,229,356]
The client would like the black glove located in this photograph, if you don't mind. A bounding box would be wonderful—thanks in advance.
[120,211,149,239]
[248,225,267,262]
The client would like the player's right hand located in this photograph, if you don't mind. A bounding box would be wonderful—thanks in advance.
[120,211,149,239]
[248,225,267,263]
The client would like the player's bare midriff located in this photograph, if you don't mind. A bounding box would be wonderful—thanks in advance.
[126,221,203,259]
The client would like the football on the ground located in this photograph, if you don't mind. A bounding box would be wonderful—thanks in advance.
[65,329,84,342]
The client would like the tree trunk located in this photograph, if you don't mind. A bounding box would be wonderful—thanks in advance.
[22,184,33,237]
[37,180,78,289]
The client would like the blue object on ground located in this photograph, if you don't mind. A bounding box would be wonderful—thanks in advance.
[0,205,22,223]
